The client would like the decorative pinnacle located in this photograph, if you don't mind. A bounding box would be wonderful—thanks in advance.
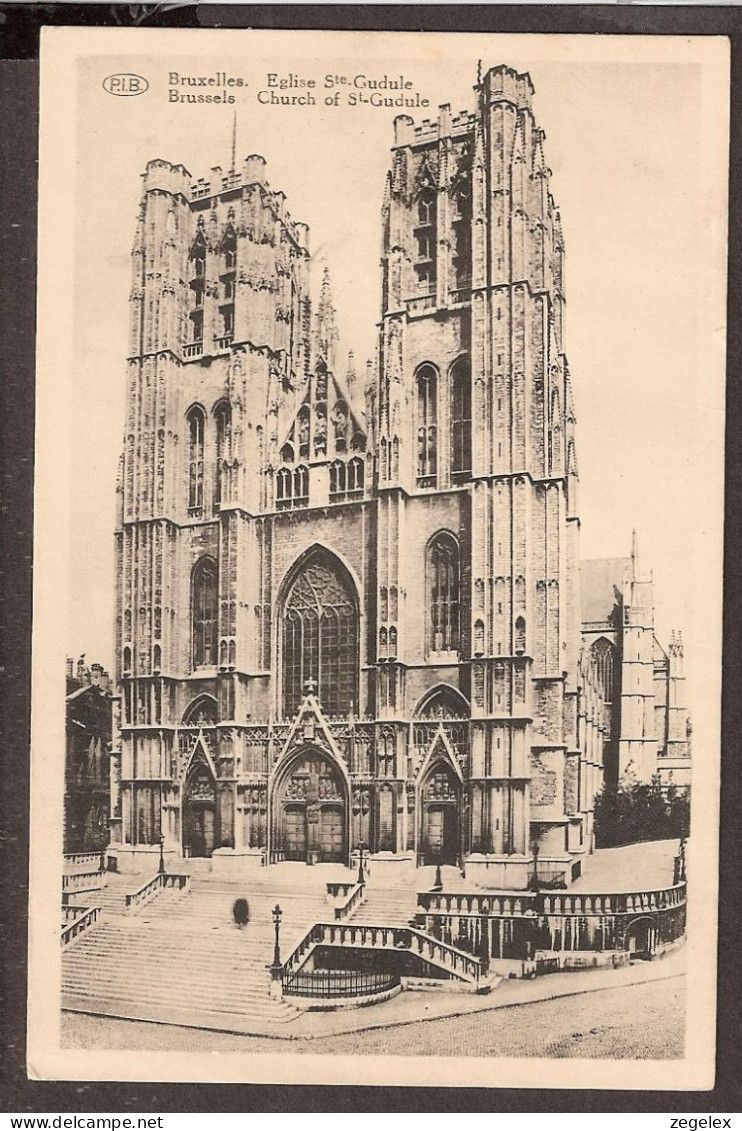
[230,110,237,173]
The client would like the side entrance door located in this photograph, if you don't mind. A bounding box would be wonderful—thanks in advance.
[318,805,344,862]
[283,805,307,861]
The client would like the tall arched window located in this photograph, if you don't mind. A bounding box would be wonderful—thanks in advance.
[294,465,309,506]
[416,364,438,487]
[415,188,437,288]
[429,533,460,653]
[329,460,346,500]
[282,552,358,717]
[590,637,616,703]
[214,401,230,509]
[450,358,471,478]
[348,456,364,496]
[192,557,218,669]
[451,177,472,287]
[276,467,292,510]
[187,406,205,513]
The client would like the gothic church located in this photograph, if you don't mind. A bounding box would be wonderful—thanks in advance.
[110,64,688,889]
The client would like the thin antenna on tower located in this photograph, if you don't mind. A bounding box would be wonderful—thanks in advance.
[230,111,237,172]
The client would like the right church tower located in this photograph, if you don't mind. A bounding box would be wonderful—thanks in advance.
[376,64,587,887]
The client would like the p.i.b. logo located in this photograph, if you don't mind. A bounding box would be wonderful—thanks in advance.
[103,73,149,97]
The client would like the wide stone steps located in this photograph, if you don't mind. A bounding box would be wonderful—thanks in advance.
[61,874,338,1031]
[351,888,421,926]
[62,920,299,1028]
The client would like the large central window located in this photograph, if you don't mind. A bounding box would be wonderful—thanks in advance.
[282,553,358,718]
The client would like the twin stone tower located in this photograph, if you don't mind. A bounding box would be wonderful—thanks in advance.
[110,64,678,887]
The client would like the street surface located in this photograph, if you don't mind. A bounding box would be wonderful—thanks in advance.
[62,973,684,1059]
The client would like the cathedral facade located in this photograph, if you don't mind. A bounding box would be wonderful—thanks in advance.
[109,64,685,888]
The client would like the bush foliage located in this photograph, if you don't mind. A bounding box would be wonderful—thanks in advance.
[593,772,690,848]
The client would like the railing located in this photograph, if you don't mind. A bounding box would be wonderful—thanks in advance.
[535,956,561,976]
[125,871,190,913]
[333,882,365,921]
[61,905,101,947]
[418,891,537,918]
[63,851,103,869]
[214,333,233,350]
[62,870,104,893]
[541,882,687,917]
[419,882,687,920]
[284,969,399,999]
[326,881,357,901]
[282,921,481,983]
[183,341,203,359]
[528,869,568,890]
[407,295,436,315]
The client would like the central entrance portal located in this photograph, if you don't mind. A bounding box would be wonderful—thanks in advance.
[274,749,348,864]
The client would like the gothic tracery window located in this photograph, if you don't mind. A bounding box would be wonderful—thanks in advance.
[214,400,230,509]
[415,187,437,288]
[282,553,358,717]
[187,406,205,513]
[451,176,472,287]
[348,456,364,495]
[451,357,471,478]
[416,364,438,487]
[429,533,460,653]
[192,556,218,669]
[590,637,616,703]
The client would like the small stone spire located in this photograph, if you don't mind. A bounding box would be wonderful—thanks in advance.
[346,350,357,403]
[314,267,338,372]
[230,110,237,173]
[631,528,639,579]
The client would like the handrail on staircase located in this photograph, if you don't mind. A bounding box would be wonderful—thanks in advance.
[125,871,191,912]
[280,919,481,986]
[61,905,101,946]
[332,881,366,921]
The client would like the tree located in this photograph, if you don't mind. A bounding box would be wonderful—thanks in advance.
[593,769,690,848]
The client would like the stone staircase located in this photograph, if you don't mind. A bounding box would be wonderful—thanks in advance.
[62,868,338,1033]
[350,886,420,927]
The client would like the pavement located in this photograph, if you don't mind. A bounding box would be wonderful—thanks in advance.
[570,839,680,893]
[62,970,686,1058]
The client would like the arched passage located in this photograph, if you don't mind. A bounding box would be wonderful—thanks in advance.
[271,746,350,865]
[625,915,657,961]
[419,758,461,866]
[182,755,217,858]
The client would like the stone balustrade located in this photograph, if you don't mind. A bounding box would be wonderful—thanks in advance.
[125,871,190,913]
[62,870,103,893]
[283,920,481,984]
[61,905,101,947]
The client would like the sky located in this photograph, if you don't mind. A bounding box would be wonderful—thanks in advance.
[50,31,727,714]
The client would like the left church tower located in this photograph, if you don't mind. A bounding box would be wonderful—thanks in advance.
[112,155,311,867]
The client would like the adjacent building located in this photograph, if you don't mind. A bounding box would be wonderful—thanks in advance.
[65,657,113,852]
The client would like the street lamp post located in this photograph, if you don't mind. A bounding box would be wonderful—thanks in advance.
[357,842,366,886]
[268,903,284,1000]
[271,904,283,969]
[480,900,490,976]
[432,850,443,892]
[530,841,540,891]
[158,833,166,876]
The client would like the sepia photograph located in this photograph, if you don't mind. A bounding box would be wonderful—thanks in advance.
[27,27,728,1089]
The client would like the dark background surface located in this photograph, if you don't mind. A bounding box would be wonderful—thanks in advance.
[1,2,740,1113]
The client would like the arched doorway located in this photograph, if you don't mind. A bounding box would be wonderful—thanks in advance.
[419,761,461,866]
[183,759,217,858]
[625,916,656,961]
[273,748,348,864]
